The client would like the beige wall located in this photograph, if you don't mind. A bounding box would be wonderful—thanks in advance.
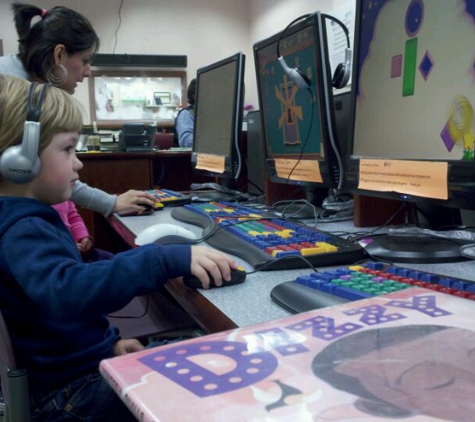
[0,0,355,123]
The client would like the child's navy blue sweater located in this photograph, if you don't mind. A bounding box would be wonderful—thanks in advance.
[0,197,192,396]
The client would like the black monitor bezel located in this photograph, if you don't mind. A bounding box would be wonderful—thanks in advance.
[253,12,344,190]
[191,52,245,180]
[346,0,475,211]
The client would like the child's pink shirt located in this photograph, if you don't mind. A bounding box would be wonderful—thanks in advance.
[51,200,90,243]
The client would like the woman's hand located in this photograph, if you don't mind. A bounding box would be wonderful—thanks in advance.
[114,189,158,213]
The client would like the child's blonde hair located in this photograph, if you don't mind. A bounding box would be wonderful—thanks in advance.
[0,75,83,156]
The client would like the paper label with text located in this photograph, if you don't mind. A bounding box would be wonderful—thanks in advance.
[358,159,448,199]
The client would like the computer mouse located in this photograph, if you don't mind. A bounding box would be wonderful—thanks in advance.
[118,203,163,217]
[135,223,197,246]
[183,266,247,289]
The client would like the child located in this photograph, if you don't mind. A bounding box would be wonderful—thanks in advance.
[51,200,113,262]
[0,75,237,421]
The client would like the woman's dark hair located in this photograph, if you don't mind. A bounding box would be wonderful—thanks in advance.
[12,3,100,80]
[187,78,197,106]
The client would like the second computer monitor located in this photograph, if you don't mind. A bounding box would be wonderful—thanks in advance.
[253,12,347,192]
[191,52,245,184]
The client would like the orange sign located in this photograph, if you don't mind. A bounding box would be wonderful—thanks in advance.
[274,159,323,183]
[195,153,226,174]
[358,159,448,199]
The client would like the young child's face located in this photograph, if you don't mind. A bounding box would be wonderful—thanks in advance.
[30,131,83,204]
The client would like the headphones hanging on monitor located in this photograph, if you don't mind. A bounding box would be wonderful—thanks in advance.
[0,82,49,183]
[277,12,352,90]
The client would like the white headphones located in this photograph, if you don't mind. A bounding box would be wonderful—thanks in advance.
[0,82,49,183]
[277,13,352,90]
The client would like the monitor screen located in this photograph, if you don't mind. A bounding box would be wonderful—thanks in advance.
[191,52,245,184]
[253,12,346,192]
[348,0,475,262]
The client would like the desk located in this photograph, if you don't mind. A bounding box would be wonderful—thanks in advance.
[109,208,475,333]
[77,149,249,247]
[76,151,209,248]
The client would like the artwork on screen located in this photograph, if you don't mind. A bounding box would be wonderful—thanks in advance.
[347,0,475,263]
[253,12,351,194]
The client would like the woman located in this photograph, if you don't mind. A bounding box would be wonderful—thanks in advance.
[0,2,157,215]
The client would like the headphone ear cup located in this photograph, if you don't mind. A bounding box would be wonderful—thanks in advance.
[278,56,311,89]
[0,82,48,183]
[294,67,311,88]
[0,120,42,183]
[0,144,41,183]
[332,63,350,89]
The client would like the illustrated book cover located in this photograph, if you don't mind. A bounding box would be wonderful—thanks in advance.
[100,287,475,421]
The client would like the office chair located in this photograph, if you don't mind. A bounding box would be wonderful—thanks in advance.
[154,133,174,150]
[0,309,30,422]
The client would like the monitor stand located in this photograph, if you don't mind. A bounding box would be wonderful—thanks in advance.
[191,190,243,203]
[360,234,468,263]
[190,178,246,203]
[274,187,327,219]
[274,203,319,219]
[358,202,470,263]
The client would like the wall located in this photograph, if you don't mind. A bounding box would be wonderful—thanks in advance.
[0,0,355,123]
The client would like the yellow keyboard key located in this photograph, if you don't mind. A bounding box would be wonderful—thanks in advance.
[315,242,338,252]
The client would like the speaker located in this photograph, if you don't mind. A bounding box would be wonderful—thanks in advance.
[0,82,49,183]
[246,111,266,195]
[277,13,352,90]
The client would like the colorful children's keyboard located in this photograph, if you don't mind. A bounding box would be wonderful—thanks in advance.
[271,261,475,313]
[171,202,366,270]
[147,189,191,207]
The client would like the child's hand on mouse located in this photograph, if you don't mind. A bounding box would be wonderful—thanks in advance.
[190,246,238,289]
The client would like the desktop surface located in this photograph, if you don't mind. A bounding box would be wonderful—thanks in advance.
[111,207,475,330]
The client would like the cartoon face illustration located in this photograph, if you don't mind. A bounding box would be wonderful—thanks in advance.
[313,324,475,421]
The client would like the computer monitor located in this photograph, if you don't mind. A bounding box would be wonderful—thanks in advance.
[347,0,475,262]
[190,52,245,201]
[253,12,349,205]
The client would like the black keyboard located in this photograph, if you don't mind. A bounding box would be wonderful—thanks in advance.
[271,261,475,313]
[171,202,366,270]
[147,189,191,207]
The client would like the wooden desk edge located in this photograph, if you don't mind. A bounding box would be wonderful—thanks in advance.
[107,215,137,248]
[108,215,238,334]
[165,278,238,334]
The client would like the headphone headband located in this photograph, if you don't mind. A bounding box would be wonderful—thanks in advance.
[276,12,351,90]
[321,13,351,48]
[27,82,50,122]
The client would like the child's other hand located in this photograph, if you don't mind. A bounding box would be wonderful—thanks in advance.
[190,246,238,289]
[114,339,145,355]
[77,237,94,253]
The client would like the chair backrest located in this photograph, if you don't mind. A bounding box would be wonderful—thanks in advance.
[0,309,30,422]
[154,133,174,150]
